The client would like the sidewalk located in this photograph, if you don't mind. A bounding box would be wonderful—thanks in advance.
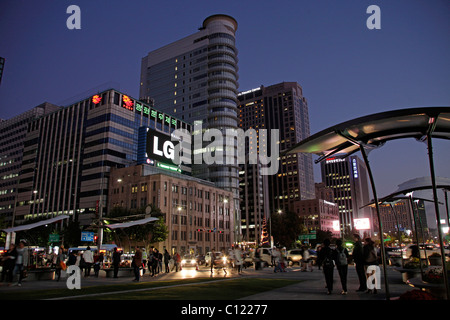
[0,264,416,300]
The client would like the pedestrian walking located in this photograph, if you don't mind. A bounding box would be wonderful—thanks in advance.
[132,248,142,282]
[13,241,29,287]
[163,249,171,273]
[82,246,94,277]
[67,251,77,266]
[210,249,215,273]
[317,238,336,294]
[353,234,367,292]
[234,246,244,274]
[55,246,67,282]
[272,247,283,273]
[335,239,350,295]
[301,245,312,272]
[112,247,121,278]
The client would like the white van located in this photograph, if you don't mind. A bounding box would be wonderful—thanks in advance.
[251,248,273,267]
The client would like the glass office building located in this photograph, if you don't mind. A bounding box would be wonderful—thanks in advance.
[13,89,189,227]
[140,15,241,240]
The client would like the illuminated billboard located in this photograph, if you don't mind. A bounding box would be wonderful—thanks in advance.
[354,218,371,230]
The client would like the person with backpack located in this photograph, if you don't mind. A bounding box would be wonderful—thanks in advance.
[335,239,350,295]
[317,238,336,295]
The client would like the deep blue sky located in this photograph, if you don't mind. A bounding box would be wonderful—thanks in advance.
[0,1,449,226]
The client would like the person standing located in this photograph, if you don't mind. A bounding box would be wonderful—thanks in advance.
[13,241,29,287]
[210,249,215,273]
[112,247,121,278]
[317,239,336,295]
[234,246,244,275]
[335,239,350,295]
[55,246,67,282]
[163,249,171,273]
[353,234,367,292]
[1,244,16,285]
[82,246,94,277]
[364,237,380,294]
[132,248,142,282]
[301,245,312,272]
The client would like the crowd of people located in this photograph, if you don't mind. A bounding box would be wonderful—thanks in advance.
[1,236,385,293]
[316,234,382,295]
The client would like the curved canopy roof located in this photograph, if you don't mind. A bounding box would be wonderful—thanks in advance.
[361,176,450,208]
[286,107,450,162]
[104,216,158,229]
[2,215,69,233]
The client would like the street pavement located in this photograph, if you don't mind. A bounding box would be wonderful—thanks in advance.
[0,263,418,300]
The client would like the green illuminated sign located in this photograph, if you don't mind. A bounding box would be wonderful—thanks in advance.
[135,103,143,112]
[157,162,181,173]
[151,110,157,118]
[143,106,150,115]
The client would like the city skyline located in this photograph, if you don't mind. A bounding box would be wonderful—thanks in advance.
[0,1,449,221]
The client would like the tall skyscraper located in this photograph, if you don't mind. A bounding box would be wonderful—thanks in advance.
[237,82,315,216]
[320,155,371,233]
[139,15,241,240]
[0,103,61,225]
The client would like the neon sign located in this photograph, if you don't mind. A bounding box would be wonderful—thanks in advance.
[92,95,102,104]
[122,95,134,111]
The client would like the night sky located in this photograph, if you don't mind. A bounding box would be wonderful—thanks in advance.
[0,1,449,227]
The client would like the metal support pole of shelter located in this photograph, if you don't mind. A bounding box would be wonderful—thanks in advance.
[426,134,449,300]
[359,145,390,300]
[407,195,426,277]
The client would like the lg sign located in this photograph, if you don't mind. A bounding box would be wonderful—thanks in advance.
[146,129,176,164]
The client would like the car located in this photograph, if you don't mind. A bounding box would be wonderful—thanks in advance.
[205,252,224,267]
[250,248,273,267]
[402,244,440,259]
[286,249,303,266]
[195,254,205,265]
[181,254,198,269]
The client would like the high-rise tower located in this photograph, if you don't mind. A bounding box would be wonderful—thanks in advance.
[140,15,241,240]
[237,82,315,215]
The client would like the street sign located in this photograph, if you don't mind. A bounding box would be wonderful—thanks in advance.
[81,231,94,242]
[49,234,59,243]
[298,234,316,240]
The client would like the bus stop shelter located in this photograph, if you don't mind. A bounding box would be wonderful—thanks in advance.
[285,107,450,299]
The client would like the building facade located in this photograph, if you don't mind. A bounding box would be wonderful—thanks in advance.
[320,155,371,234]
[139,14,241,240]
[13,89,189,227]
[237,82,315,216]
[0,103,61,226]
[294,198,340,238]
[108,164,235,255]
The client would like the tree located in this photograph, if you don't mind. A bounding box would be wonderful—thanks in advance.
[271,210,304,248]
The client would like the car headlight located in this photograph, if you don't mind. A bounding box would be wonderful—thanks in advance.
[191,260,196,264]
[181,259,186,264]
[222,257,227,263]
